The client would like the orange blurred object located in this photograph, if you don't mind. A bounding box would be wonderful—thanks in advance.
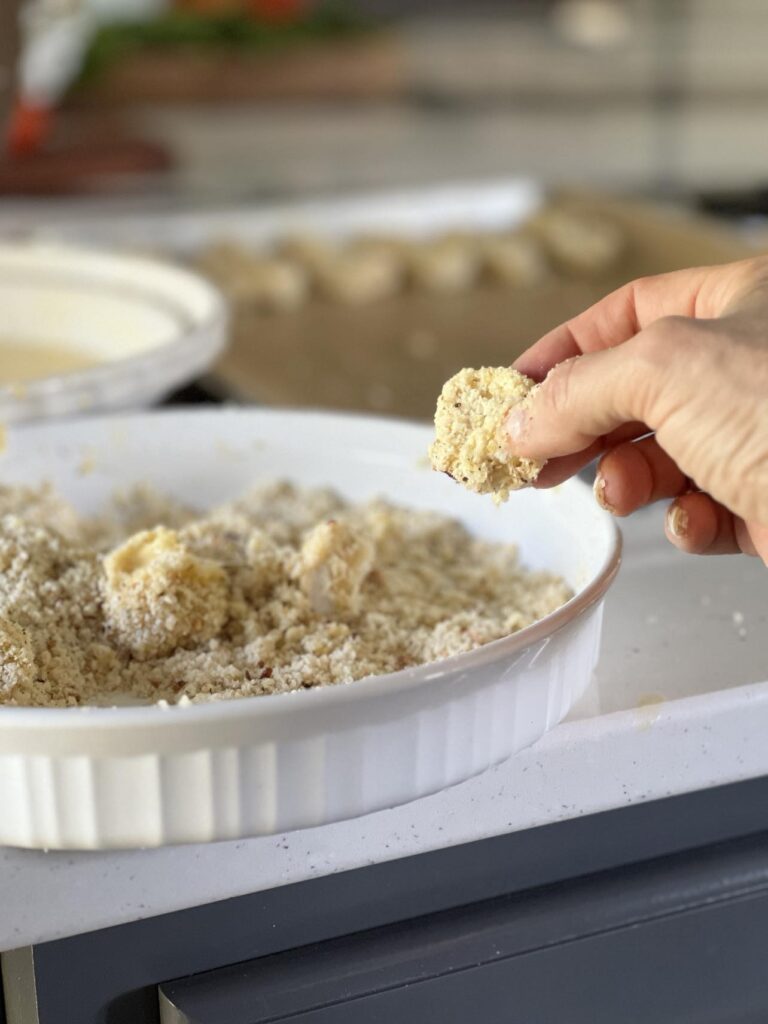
[6,101,53,159]
[0,138,173,195]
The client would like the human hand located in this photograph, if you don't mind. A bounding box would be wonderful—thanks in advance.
[505,257,768,563]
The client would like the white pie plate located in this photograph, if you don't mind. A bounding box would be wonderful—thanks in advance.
[0,408,620,849]
[0,241,227,423]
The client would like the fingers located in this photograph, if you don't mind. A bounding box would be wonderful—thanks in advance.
[507,259,768,558]
[533,443,604,489]
[745,523,768,565]
[532,422,649,489]
[591,438,767,561]
[507,342,652,461]
[513,259,758,382]
[513,266,712,381]
[584,435,768,562]
[514,320,586,383]
[593,436,689,515]
[664,492,757,557]
[734,520,760,559]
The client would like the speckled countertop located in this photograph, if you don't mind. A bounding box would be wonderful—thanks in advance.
[0,503,765,952]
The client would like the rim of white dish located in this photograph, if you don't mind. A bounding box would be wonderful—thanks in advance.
[0,241,227,410]
[0,407,622,728]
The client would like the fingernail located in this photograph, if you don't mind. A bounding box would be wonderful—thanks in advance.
[667,503,689,539]
[506,409,529,443]
[593,473,616,514]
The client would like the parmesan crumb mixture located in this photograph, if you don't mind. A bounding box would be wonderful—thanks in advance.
[429,367,544,503]
[0,481,570,708]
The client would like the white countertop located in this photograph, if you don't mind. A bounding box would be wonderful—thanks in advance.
[0,504,766,952]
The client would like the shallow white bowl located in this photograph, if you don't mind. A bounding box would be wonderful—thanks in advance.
[0,242,227,423]
[0,409,620,849]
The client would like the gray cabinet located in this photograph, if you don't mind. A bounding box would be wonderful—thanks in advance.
[5,774,768,1024]
[159,832,768,1023]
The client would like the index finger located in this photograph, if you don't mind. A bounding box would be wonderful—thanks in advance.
[513,263,731,382]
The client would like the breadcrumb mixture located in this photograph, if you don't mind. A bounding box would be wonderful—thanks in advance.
[0,481,570,708]
[429,367,543,503]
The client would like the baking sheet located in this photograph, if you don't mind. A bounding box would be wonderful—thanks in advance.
[208,188,757,418]
[11,180,755,420]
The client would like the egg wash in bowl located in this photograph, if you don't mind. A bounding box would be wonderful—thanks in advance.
[0,242,226,421]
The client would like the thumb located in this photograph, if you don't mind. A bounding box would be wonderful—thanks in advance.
[506,341,651,460]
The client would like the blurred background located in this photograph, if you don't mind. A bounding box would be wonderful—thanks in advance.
[1,0,767,418]
[5,0,768,204]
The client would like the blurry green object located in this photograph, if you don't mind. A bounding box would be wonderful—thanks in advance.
[76,2,375,86]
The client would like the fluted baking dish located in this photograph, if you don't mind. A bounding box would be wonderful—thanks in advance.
[0,409,620,849]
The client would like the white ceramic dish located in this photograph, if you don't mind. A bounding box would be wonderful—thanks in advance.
[5,179,544,255]
[0,408,620,849]
[0,242,227,423]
